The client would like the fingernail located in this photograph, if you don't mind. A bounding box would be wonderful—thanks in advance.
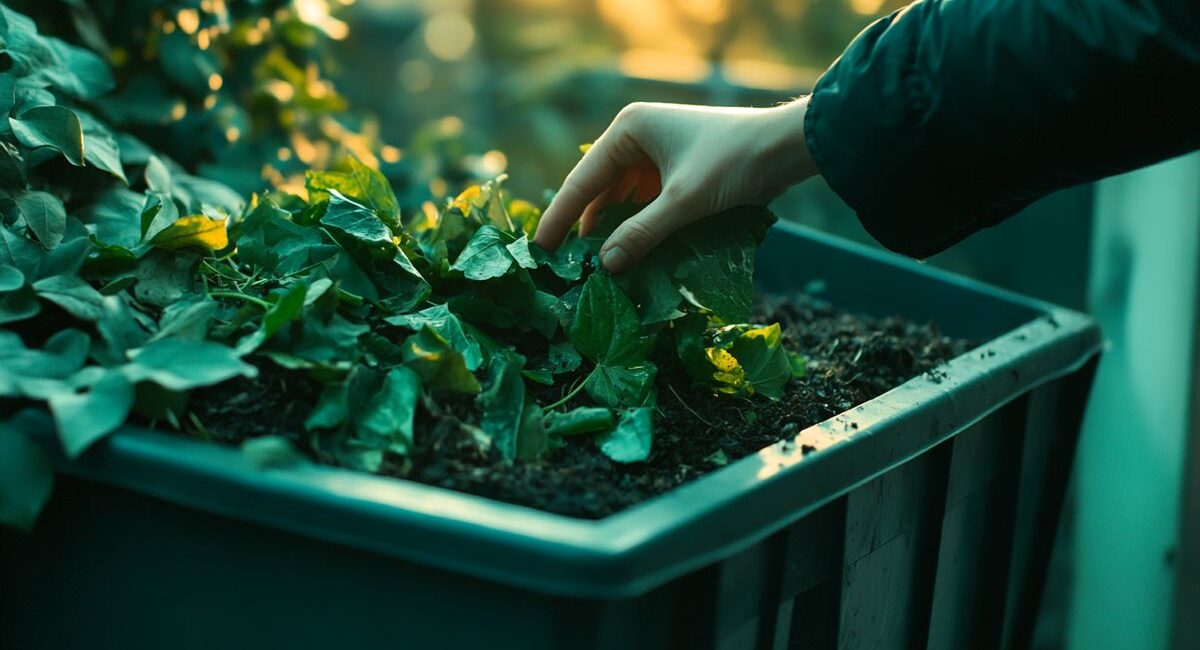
[602,246,628,271]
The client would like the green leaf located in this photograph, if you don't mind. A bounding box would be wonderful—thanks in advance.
[16,191,66,248]
[9,106,85,166]
[236,283,307,354]
[515,401,547,461]
[0,264,24,292]
[450,225,516,281]
[357,366,421,456]
[727,324,792,400]
[597,407,653,463]
[0,289,40,325]
[588,203,774,324]
[477,351,532,460]
[31,274,104,321]
[532,237,587,282]
[788,351,807,379]
[306,157,400,227]
[48,370,134,457]
[569,272,653,365]
[505,235,537,270]
[401,326,481,394]
[320,190,391,245]
[544,407,615,437]
[305,366,384,432]
[0,225,44,278]
[125,339,258,391]
[0,421,55,531]
[0,329,90,381]
[80,188,144,249]
[77,110,126,182]
[570,272,657,407]
[545,341,582,374]
[584,362,657,409]
[384,303,482,371]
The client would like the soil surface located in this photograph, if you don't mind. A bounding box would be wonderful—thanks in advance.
[190,293,973,519]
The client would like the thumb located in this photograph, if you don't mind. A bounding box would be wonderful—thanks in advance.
[599,193,693,273]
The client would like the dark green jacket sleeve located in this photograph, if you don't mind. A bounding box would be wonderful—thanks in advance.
[804,0,1200,258]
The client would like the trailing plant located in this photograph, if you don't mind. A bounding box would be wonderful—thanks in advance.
[0,1,803,531]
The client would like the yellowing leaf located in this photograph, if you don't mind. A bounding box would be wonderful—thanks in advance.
[706,346,746,394]
[150,215,229,251]
[451,185,483,215]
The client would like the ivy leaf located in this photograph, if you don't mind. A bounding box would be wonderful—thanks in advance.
[0,225,44,278]
[0,289,39,325]
[306,157,400,227]
[569,272,657,407]
[0,264,25,292]
[477,352,522,444]
[77,109,126,182]
[384,303,482,371]
[80,188,144,249]
[596,407,652,463]
[319,190,391,246]
[357,366,421,456]
[0,329,90,380]
[16,191,67,248]
[584,363,657,409]
[0,420,55,531]
[401,326,481,394]
[31,274,104,321]
[150,215,228,251]
[727,324,792,400]
[9,105,85,166]
[505,234,537,270]
[305,366,383,432]
[450,224,516,281]
[569,272,653,365]
[236,282,307,354]
[545,341,581,374]
[124,339,258,391]
[48,370,134,457]
[543,407,614,437]
[532,237,587,282]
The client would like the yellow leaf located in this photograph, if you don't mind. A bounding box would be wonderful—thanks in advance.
[151,215,229,251]
[706,346,746,394]
[579,142,593,154]
[451,185,482,215]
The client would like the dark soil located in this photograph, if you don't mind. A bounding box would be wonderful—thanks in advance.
[189,293,973,519]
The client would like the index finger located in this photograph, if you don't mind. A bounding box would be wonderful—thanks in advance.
[534,124,644,250]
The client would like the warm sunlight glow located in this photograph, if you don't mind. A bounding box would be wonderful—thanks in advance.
[424,11,475,61]
[207,73,224,91]
[850,0,887,15]
[619,48,710,83]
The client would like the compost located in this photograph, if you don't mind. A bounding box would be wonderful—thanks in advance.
[192,292,972,518]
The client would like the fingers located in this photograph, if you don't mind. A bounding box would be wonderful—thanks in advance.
[579,184,616,237]
[534,107,649,250]
[599,190,695,273]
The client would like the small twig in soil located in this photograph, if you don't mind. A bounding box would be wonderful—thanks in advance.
[669,384,717,430]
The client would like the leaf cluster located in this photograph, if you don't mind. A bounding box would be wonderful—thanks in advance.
[0,1,805,531]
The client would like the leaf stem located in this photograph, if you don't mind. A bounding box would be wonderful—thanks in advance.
[545,371,591,410]
[209,290,272,310]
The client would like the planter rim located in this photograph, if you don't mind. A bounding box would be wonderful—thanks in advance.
[12,221,1104,599]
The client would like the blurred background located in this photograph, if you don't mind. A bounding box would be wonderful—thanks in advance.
[19,0,1197,647]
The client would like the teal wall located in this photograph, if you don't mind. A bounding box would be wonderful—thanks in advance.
[1067,152,1200,650]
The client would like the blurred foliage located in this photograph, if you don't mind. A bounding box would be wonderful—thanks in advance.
[8,0,481,208]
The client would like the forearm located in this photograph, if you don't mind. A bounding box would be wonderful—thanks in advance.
[806,0,1200,257]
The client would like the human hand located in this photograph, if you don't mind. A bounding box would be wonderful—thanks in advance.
[533,98,818,272]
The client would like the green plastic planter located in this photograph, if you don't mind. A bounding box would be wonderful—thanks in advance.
[0,222,1101,650]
